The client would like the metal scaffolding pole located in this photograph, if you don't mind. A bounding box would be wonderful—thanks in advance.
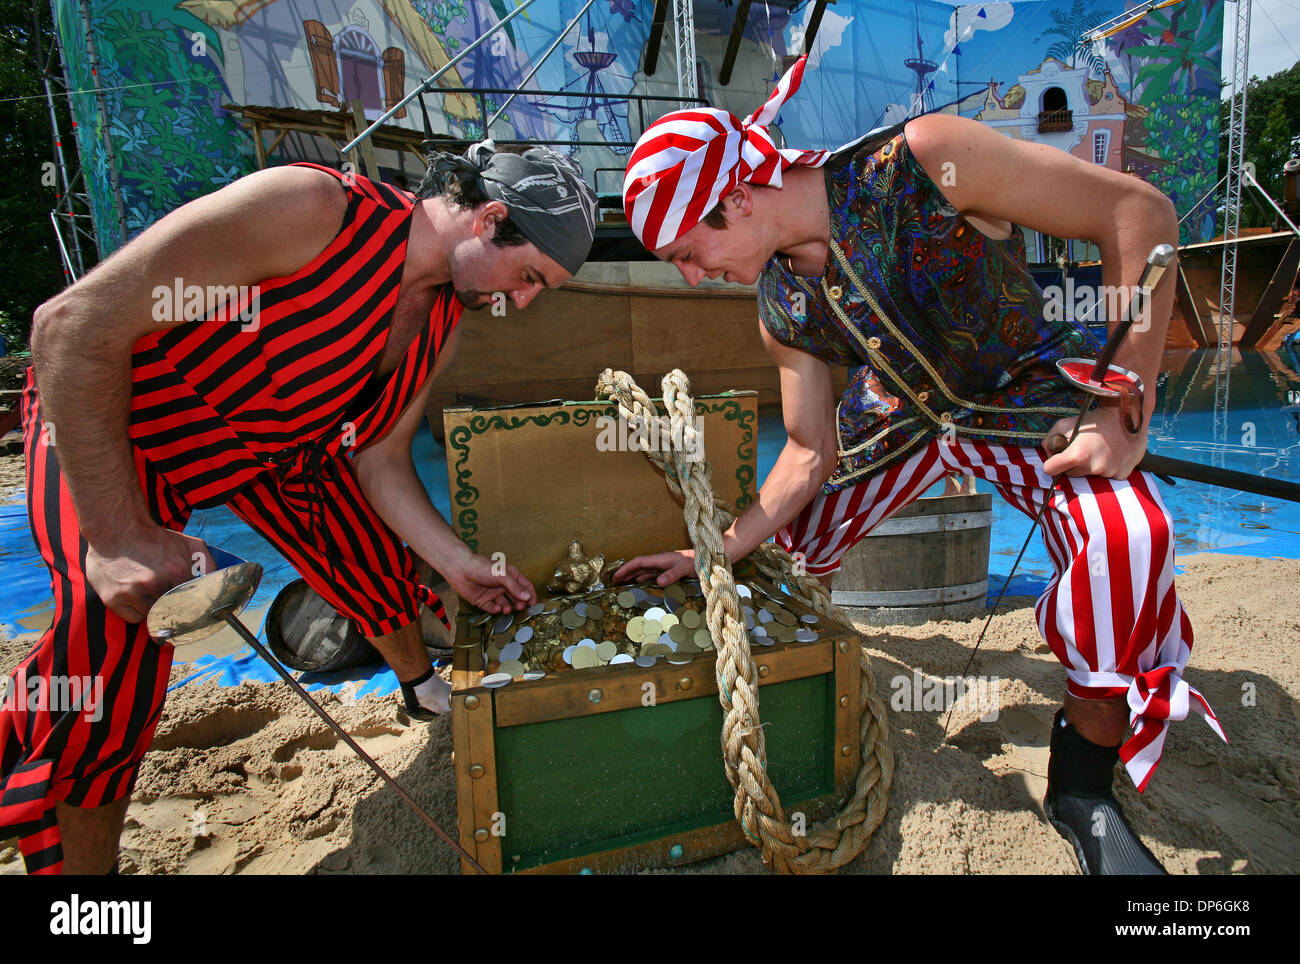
[36,2,96,278]
[673,0,698,103]
[1215,0,1252,453]
[486,0,597,132]
[42,69,88,279]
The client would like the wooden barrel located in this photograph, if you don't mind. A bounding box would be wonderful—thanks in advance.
[830,492,993,626]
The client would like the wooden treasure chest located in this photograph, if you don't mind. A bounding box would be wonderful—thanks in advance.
[444,392,867,874]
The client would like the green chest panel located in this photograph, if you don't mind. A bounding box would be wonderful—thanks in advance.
[494,674,836,871]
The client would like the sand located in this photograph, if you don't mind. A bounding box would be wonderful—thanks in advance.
[1,542,1296,875]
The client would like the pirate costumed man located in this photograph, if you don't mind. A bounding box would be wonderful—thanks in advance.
[1,142,597,874]
[615,56,1225,875]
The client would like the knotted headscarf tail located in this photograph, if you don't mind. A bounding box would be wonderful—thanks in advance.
[622,53,831,251]
[422,140,598,275]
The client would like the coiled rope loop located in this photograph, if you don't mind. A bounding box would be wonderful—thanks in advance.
[596,368,893,873]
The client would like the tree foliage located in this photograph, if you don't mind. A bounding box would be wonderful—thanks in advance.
[1219,60,1300,231]
[0,0,87,353]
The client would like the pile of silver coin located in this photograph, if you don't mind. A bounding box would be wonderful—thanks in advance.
[469,579,821,689]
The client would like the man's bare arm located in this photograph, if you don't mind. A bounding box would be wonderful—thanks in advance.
[904,113,1179,476]
[29,166,347,619]
[723,326,839,561]
[353,325,535,613]
[614,325,838,585]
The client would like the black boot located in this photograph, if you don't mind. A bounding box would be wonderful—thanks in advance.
[1043,709,1166,875]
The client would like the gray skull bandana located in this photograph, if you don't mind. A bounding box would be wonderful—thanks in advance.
[465,140,597,275]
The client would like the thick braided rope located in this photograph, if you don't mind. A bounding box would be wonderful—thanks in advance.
[596,368,894,873]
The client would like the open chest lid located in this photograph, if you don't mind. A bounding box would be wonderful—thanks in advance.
[443,391,758,594]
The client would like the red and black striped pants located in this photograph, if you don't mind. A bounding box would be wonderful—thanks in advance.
[0,375,441,873]
[776,437,1225,792]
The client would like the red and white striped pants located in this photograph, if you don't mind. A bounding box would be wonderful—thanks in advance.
[775,438,1225,791]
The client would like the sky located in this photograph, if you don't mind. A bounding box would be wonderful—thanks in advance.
[1234,0,1300,82]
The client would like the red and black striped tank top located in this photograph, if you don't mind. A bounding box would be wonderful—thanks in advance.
[129,164,462,508]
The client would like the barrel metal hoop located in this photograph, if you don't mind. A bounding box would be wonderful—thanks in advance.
[860,510,993,537]
[831,578,989,607]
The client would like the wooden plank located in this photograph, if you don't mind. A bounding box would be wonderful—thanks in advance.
[514,788,842,874]
[1174,262,1209,347]
[427,368,843,425]
[453,688,503,874]
[348,99,381,179]
[1240,238,1300,347]
[451,608,482,692]
[643,0,670,76]
[494,638,834,727]
[252,120,268,170]
[801,1,831,57]
[833,633,862,796]
[264,128,289,159]
[427,368,786,419]
[719,0,754,86]
[450,691,479,873]
[435,288,634,389]
[629,292,771,373]
[451,606,497,873]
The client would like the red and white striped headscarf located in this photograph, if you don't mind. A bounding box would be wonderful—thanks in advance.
[623,54,830,251]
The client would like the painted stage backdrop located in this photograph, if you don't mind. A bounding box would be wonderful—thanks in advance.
[51,0,1224,256]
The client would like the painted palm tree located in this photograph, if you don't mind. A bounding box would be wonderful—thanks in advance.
[1125,0,1222,101]
[1105,5,1158,101]
[1041,0,1113,76]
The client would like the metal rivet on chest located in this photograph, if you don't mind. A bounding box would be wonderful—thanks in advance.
[867,336,882,350]
[918,390,931,402]
[828,285,843,299]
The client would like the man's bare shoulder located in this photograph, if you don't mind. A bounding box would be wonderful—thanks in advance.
[902,113,996,168]
[196,165,347,233]
[154,165,350,282]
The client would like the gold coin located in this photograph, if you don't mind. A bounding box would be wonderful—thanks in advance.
[572,647,598,669]
[617,591,636,609]
[641,618,662,642]
[562,608,585,630]
[664,584,686,606]
[775,608,797,626]
[596,641,617,661]
[626,616,646,641]
[499,659,527,679]
[681,609,702,629]
[668,623,687,644]
[587,604,604,621]
[694,629,713,649]
[660,613,679,632]
[776,625,796,643]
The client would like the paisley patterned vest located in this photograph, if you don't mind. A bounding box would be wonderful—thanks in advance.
[757,123,1096,492]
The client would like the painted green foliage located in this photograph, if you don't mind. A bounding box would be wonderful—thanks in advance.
[52,0,122,253]
[1145,92,1220,244]
[1132,0,1224,243]
[413,0,473,51]
[1088,0,1225,242]
[87,2,252,243]
[1127,0,1223,102]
